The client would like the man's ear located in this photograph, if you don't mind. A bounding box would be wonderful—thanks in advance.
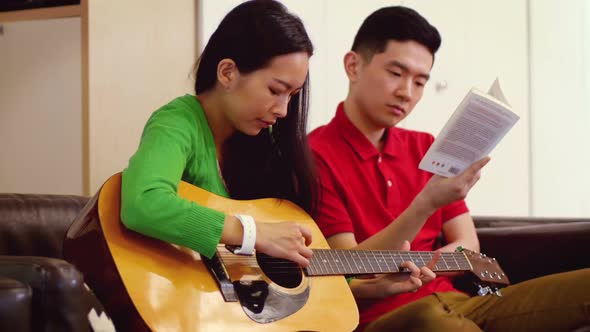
[343,51,363,82]
[217,58,238,90]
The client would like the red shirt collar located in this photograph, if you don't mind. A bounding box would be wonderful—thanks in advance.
[334,102,400,160]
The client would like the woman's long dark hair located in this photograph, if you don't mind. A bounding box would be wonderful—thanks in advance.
[195,0,317,215]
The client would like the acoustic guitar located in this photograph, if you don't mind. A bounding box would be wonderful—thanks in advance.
[64,173,509,332]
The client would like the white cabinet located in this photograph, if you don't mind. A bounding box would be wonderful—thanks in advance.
[85,0,196,193]
[0,17,83,195]
[0,1,197,195]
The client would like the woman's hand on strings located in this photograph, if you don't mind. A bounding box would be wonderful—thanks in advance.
[256,221,313,267]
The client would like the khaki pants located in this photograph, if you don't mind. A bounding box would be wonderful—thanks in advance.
[365,269,590,332]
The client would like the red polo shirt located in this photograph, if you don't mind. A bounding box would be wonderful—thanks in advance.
[308,103,468,329]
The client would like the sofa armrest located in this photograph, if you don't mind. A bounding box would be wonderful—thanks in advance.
[0,256,106,332]
[0,277,32,332]
[0,194,89,258]
[476,221,590,284]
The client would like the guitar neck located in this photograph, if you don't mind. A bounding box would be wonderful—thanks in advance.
[306,249,471,276]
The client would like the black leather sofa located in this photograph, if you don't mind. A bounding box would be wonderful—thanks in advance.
[0,193,104,332]
[0,192,589,331]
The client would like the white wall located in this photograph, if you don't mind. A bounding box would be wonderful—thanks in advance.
[2,1,588,216]
[199,0,590,217]
[399,0,529,217]
[199,0,531,216]
[0,17,83,195]
[199,0,403,132]
[529,0,590,217]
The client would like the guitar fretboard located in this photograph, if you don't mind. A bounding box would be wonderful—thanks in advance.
[306,249,472,276]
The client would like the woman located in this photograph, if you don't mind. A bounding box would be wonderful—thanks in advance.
[121,0,316,266]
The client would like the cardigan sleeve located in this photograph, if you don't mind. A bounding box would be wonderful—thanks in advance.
[120,106,225,258]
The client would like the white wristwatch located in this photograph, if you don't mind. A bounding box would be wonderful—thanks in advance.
[233,214,256,256]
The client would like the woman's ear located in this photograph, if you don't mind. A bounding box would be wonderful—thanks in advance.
[343,51,363,82]
[217,58,238,90]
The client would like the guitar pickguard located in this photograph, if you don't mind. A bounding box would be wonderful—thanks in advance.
[234,279,310,324]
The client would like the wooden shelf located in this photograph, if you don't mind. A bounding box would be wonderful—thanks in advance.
[0,4,80,23]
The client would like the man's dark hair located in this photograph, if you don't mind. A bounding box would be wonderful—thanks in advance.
[351,6,441,61]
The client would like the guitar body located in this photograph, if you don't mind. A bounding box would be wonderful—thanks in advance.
[64,173,359,332]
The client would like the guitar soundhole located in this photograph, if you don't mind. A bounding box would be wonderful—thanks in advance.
[256,253,302,289]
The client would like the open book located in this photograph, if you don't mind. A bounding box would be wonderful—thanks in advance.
[419,78,519,177]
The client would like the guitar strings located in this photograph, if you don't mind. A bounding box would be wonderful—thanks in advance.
[218,252,471,264]
[217,251,473,274]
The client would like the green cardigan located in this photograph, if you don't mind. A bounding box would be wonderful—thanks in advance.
[121,94,229,258]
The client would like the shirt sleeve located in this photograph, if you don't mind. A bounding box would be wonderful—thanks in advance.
[441,199,469,223]
[120,108,225,258]
[312,151,355,239]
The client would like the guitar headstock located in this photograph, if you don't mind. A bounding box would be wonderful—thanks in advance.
[459,248,510,296]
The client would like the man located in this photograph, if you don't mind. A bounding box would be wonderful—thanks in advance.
[308,6,590,332]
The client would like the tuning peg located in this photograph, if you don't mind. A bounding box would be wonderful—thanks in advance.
[477,285,491,296]
[492,287,503,297]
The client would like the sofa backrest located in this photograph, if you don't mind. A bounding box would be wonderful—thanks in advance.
[0,194,89,258]
[1,192,589,284]
[473,216,590,284]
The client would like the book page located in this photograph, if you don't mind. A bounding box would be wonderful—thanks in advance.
[419,79,520,177]
[487,77,510,106]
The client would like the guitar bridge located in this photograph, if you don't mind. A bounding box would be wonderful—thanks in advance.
[201,253,238,302]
